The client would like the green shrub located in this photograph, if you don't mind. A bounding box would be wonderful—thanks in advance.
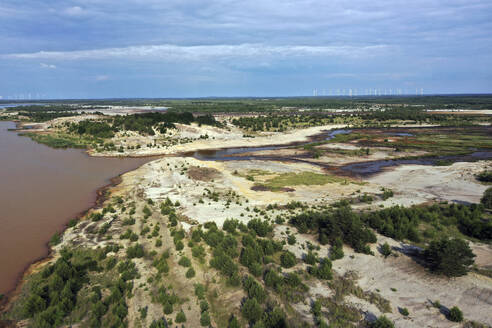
[223,219,239,233]
[287,234,296,245]
[241,298,262,323]
[481,187,492,209]
[380,242,392,258]
[200,311,211,326]
[477,170,492,183]
[186,267,196,278]
[176,310,187,323]
[280,251,296,268]
[175,240,184,251]
[448,306,463,322]
[178,256,191,267]
[49,232,62,246]
[200,300,209,313]
[371,315,394,328]
[195,283,206,299]
[126,244,145,258]
[399,307,409,316]
[228,314,240,328]
[243,276,267,303]
[192,245,206,259]
[423,238,475,277]
[304,251,317,265]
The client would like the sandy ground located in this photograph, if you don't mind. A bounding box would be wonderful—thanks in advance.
[368,161,491,206]
[274,222,492,327]
[139,156,375,228]
[335,237,492,327]
[6,115,492,327]
[89,123,349,157]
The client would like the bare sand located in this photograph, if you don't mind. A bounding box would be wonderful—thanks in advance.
[368,161,491,206]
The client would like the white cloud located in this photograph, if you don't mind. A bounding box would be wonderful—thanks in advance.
[63,6,86,16]
[6,43,389,62]
[40,63,56,69]
[95,75,109,81]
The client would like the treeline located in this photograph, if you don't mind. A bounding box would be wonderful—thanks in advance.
[71,112,222,137]
[290,203,491,253]
[20,111,81,122]
[7,105,81,122]
[290,206,377,254]
[232,114,336,131]
[361,203,491,241]
[70,120,114,138]
[112,112,195,135]
[358,108,481,125]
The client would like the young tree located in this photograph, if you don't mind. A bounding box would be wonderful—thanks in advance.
[175,310,187,323]
[481,187,492,209]
[423,238,475,277]
[448,306,463,322]
[380,242,392,258]
[241,298,263,323]
[371,315,395,328]
[280,251,297,268]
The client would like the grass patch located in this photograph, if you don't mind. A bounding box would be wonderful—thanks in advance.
[20,132,94,149]
[255,171,347,191]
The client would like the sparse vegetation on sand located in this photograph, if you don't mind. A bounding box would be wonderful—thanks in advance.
[2,98,492,328]
[254,171,348,191]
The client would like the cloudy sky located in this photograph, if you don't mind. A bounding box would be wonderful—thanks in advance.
[1,0,491,98]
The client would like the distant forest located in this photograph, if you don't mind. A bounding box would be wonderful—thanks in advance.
[3,94,492,114]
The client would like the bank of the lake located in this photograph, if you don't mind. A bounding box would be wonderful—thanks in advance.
[0,121,152,299]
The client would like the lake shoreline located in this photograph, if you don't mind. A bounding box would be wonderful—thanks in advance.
[0,170,128,316]
[0,122,155,318]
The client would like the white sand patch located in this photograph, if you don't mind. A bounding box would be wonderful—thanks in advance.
[368,161,491,205]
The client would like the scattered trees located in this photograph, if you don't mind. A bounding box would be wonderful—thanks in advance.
[290,206,376,254]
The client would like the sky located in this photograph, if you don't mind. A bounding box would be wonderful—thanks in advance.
[0,0,491,99]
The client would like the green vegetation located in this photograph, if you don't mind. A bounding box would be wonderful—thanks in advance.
[481,187,492,209]
[254,171,347,191]
[423,238,475,277]
[371,315,395,328]
[20,132,91,149]
[361,203,491,242]
[448,306,464,322]
[175,310,186,323]
[49,232,62,246]
[399,307,409,316]
[290,206,377,254]
[380,242,392,258]
[280,251,297,268]
[476,170,492,183]
[7,247,135,327]
[70,120,114,138]
[69,112,221,137]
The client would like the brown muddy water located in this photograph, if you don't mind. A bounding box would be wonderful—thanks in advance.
[0,121,152,296]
